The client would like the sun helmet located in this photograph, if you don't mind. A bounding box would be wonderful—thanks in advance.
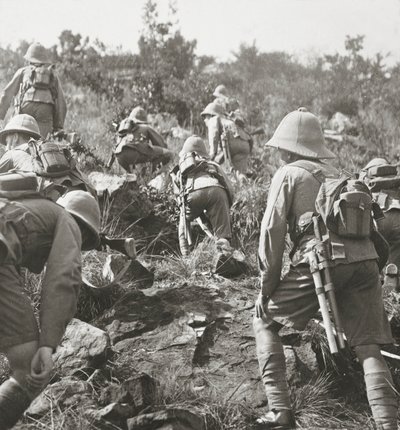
[200,102,226,118]
[363,158,389,171]
[0,114,41,144]
[179,135,209,159]
[266,107,335,159]
[57,190,101,250]
[213,84,228,99]
[24,42,51,64]
[129,106,148,124]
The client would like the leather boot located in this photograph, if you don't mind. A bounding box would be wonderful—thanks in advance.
[256,409,296,429]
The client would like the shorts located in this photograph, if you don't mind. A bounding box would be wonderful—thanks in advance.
[0,265,39,351]
[261,260,393,347]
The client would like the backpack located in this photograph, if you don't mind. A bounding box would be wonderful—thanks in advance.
[20,65,58,106]
[360,163,400,192]
[293,160,374,239]
[0,171,40,200]
[28,139,76,178]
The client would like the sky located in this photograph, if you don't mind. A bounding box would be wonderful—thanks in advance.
[0,0,399,64]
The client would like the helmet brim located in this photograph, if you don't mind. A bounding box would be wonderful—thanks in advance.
[266,137,336,160]
[0,128,41,144]
[69,210,101,251]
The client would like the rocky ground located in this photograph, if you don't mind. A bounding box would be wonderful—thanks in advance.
[1,174,399,429]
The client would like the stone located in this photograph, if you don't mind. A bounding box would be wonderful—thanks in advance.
[127,408,205,430]
[54,318,110,375]
[106,373,158,413]
[103,254,154,289]
[27,379,91,417]
[88,172,128,197]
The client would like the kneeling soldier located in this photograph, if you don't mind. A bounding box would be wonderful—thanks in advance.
[0,186,100,429]
[107,106,173,173]
[254,108,397,429]
[171,135,234,257]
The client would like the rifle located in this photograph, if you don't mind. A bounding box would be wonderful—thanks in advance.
[306,216,346,354]
[220,129,234,171]
[170,167,192,256]
[99,233,136,259]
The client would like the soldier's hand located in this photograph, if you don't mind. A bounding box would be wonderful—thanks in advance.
[255,291,268,319]
[26,346,54,391]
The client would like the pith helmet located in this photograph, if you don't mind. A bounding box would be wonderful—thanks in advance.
[213,84,228,99]
[266,107,335,159]
[201,102,226,117]
[57,190,101,250]
[129,106,148,124]
[24,42,51,64]
[179,135,209,159]
[363,158,389,170]
[0,114,41,144]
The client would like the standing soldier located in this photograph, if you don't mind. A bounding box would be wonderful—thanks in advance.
[107,106,173,173]
[201,101,252,175]
[171,135,234,257]
[0,188,100,429]
[254,108,397,429]
[0,114,93,199]
[0,42,67,138]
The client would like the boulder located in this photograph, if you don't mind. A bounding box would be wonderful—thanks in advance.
[54,318,111,375]
[127,408,205,430]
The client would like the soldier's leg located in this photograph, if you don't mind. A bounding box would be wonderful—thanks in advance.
[203,187,232,240]
[0,341,43,429]
[354,344,397,430]
[334,261,397,429]
[253,318,292,411]
[254,265,320,427]
[0,265,41,428]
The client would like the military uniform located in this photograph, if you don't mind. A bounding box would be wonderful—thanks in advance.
[254,108,397,430]
[0,115,93,199]
[0,189,100,429]
[201,102,252,174]
[110,107,172,173]
[0,43,67,138]
[360,158,400,271]
[173,136,234,256]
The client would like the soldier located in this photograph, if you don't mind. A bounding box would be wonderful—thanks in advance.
[360,158,400,280]
[107,106,173,173]
[0,114,93,199]
[0,188,100,428]
[171,135,234,257]
[201,101,252,174]
[254,108,397,429]
[0,42,67,139]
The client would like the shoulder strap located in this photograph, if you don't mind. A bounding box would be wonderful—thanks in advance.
[290,159,326,183]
